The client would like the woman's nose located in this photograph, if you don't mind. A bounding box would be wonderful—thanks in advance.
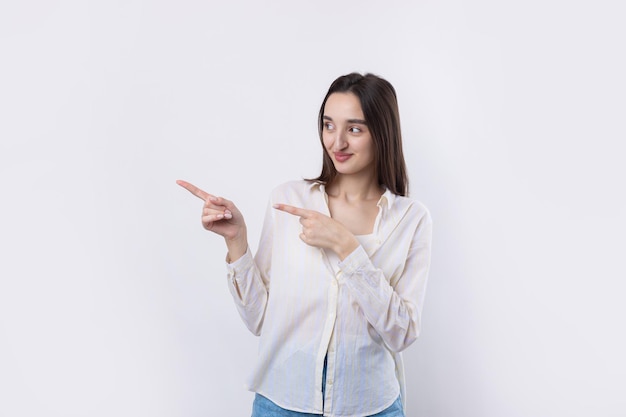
[332,132,348,151]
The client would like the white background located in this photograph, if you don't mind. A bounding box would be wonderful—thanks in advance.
[1,1,625,416]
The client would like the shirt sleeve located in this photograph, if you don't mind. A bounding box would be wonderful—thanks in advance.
[225,199,274,336]
[337,210,433,352]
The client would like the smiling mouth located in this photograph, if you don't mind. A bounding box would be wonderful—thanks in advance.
[334,152,352,162]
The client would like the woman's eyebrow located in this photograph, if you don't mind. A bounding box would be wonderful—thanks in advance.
[323,115,367,124]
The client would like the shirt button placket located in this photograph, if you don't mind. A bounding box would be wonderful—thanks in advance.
[323,276,339,413]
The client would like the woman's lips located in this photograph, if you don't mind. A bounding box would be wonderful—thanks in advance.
[334,152,352,162]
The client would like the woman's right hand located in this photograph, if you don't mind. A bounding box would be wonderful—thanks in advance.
[176,180,248,261]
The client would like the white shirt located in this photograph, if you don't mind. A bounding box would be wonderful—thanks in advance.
[226,180,432,417]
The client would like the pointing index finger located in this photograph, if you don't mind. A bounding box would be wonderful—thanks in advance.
[176,179,215,202]
[273,203,310,218]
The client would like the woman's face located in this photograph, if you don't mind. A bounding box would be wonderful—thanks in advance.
[322,92,375,178]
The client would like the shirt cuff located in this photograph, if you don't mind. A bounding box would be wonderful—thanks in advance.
[337,245,370,276]
[226,246,254,277]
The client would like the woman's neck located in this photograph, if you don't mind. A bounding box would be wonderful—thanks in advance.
[326,173,383,202]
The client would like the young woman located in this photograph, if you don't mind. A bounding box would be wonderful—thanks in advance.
[177,73,432,417]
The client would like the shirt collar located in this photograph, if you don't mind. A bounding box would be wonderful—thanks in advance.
[378,188,395,210]
[308,180,396,210]
[308,180,323,191]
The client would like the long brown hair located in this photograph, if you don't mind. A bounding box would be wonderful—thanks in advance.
[310,73,409,196]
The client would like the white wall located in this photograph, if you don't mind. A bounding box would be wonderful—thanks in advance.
[1,1,624,416]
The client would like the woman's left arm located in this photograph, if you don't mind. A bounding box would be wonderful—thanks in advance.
[273,202,433,352]
[338,212,433,353]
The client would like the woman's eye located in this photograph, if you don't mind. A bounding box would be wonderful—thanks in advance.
[324,123,334,130]
[349,127,362,133]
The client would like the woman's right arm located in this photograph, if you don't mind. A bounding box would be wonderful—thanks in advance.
[176,179,248,261]
[177,179,269,335]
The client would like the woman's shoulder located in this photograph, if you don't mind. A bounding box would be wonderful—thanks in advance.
[390,192,432,224]
[267,180,325,209]
[270,179,320,196]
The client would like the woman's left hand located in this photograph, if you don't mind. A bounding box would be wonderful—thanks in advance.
[273,203,359,260]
